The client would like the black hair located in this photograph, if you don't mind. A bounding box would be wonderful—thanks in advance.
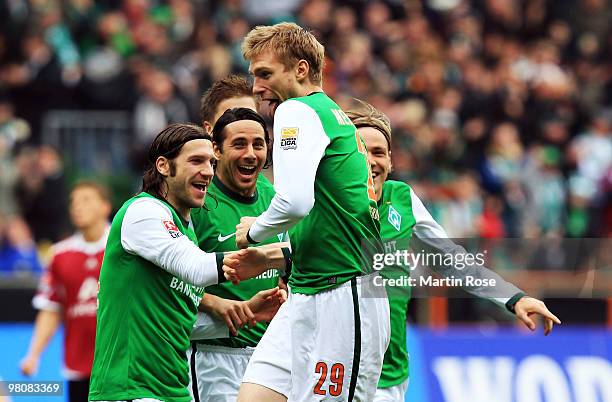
[212,108,271,167]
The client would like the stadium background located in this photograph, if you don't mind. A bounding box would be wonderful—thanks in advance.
[0,0,610,401]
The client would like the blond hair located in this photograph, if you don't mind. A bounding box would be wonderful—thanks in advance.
[345,99,392,148]
[242,22,325,85]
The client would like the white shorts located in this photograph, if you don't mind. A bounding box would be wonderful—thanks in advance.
[189,344,254,402]
[374,378,409,402]
[243,273,390,402]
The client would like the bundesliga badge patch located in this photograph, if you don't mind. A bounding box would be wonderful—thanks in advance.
[388,205,402,231]
[280,127,298,150]
[162,220,182,238]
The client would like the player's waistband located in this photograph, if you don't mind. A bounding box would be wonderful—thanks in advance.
[194,343,256,356]
[317,271,381,292]
[346,271,379,287]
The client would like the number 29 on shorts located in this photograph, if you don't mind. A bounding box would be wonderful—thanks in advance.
[313,361,345,397]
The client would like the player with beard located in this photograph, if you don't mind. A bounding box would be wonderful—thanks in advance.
[89,123,285,402]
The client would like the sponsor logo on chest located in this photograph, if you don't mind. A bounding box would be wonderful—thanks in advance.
[169,277,204,307]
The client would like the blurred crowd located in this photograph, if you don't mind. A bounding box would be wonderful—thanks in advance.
[1,0,611,275]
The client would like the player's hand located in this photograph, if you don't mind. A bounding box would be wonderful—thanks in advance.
[236,217,257,249]
[19,354,39,376]
[205,297,256,336]
[246,287,287,323]
[223,247,271,285]
[278,276,288,292]
[514,296,561,336]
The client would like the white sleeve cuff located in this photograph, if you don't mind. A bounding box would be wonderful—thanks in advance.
[190,312,230,340]
[32,295,62,312]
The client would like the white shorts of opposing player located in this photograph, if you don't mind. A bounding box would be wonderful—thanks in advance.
[374,378,409,402]
[189,344,255,402]
[243,272,391,402]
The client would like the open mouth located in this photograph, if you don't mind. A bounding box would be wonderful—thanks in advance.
[372,171,380,180]
[237,165,257,177]
[192,182,207,194]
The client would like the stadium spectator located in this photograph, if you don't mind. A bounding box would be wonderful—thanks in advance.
[0,0,609,259]
[133,67,190,148]
[0,213,42,276]
[0,94,30,217]
[13,145,70,243]
[567,112,612,202]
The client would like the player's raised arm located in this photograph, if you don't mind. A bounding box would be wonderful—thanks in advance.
[236,101,329,248]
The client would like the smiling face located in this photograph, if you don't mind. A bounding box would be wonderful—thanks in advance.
[358,126,392,201]
[249,50,301,117]
[160,139,215,217]
[214,119,267,197]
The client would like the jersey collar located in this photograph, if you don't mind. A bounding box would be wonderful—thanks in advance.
[212,175,259,204]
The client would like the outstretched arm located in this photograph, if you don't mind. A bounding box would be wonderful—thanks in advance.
[121,198,225,287]
[410,188,561,334]
[223,243,291,284]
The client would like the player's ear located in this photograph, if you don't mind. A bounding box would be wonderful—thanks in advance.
[156,156,170,177]
[203,121,213,134]
[296,59,309,82]
[388,150,393,174]
[212,141,222,159]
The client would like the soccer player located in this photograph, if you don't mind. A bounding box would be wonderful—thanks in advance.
[229,22,390,402]
[345,100,562,402]
[190,81,287,400]
[200,74,260,134]
[21,182,111,402]
[193,75,270,340]
[88,123,284,402]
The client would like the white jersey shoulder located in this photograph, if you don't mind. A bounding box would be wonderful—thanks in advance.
[51,227,109,256]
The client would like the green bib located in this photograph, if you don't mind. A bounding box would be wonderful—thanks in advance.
[286,93,380,294]
[89,192,204,402]
[191,175,282,348]
[377,180,416,388]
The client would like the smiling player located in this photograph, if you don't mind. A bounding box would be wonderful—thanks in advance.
[190,99,288,402]
[90,123,235,402]
[346,100,562,402]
